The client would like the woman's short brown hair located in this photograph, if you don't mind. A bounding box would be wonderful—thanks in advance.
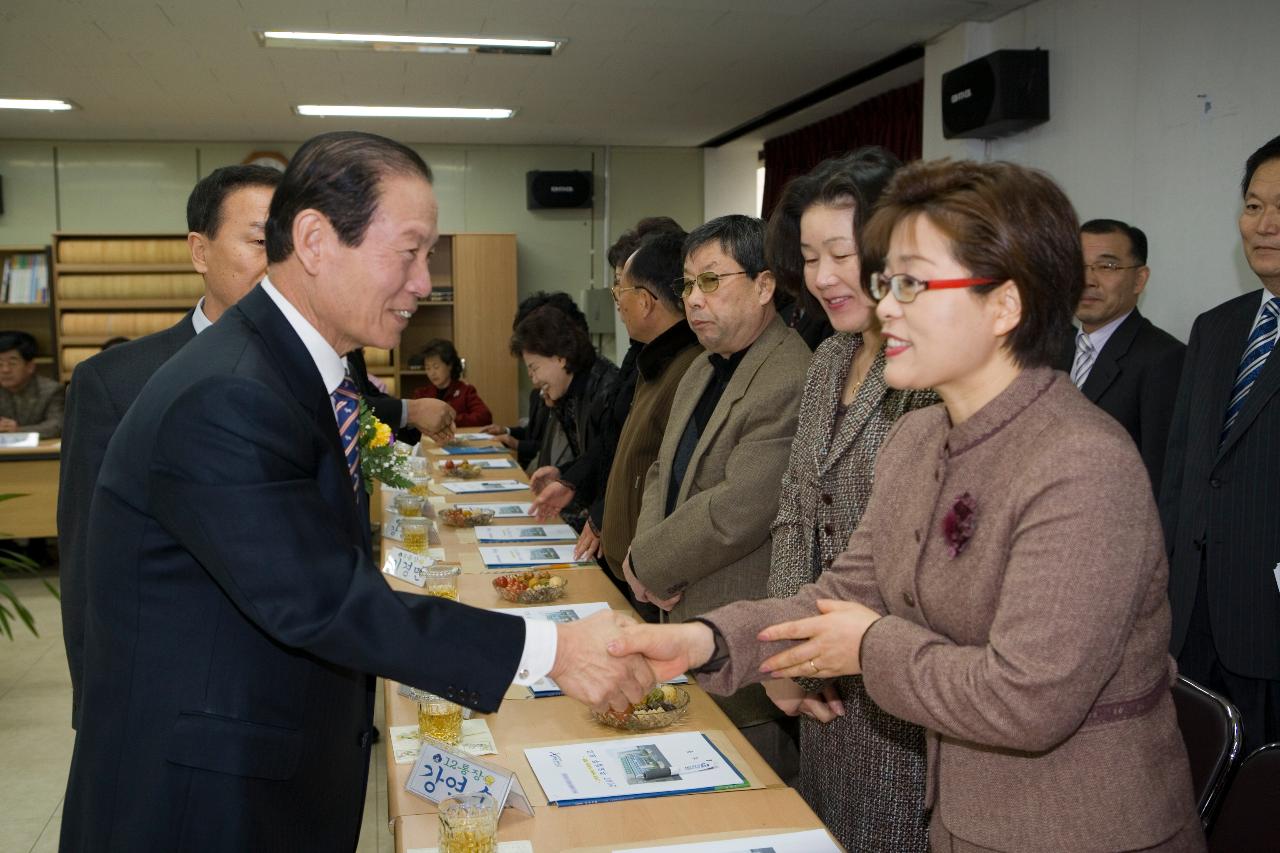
[509,305,596,374]
[862,159,1082,369]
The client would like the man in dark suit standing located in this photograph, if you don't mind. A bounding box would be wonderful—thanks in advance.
[58,164,282,728]
[1162,134,1280,752]
[1068,219,1184,494]
[59,132,652,853]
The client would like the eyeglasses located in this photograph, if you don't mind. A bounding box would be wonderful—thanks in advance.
[676,270,748,300]
[610,284,649,303]
[866,272,1001,304]
[1083,262,1142,274]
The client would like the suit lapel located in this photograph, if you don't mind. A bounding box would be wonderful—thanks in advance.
[1081,310,1143,403]
[235,287,364,530]
[676,316,784,505]
[1219,295,1280,458]
[661,355,710,508]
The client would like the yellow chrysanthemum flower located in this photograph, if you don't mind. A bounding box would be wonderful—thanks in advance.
[373,422,393,447]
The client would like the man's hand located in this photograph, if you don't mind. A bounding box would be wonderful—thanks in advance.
[481,424,507,435]
[496,434,519,450]
[551,611,654,712]
[0,416,17,433]
[622,552,681,611]
[405,398,455,441]
[529,466,560,494]
[763,678,845,722]
[757,599,881,679]
[531,481,574,520]
[574,523,602,560]
[607,622,715,683]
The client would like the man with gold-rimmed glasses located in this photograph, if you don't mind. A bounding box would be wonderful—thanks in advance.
[621,214,812,781]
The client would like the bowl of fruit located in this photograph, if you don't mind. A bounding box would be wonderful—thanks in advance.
[592,684,691,731]
[438,507,497,528]
[440,460,483,479]
[491,570,568,603]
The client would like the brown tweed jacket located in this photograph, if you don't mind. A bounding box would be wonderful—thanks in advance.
[701,367,1202,851]
[631,313,811,726]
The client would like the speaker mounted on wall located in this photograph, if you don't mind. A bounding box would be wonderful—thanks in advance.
[526,170,593,209]
[942,49,1049,140]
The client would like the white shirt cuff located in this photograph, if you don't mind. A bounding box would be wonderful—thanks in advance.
[512,618,558,686]
[398,400,409,428]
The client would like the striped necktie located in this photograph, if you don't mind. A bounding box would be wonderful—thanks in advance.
[332,374,363,494]
[1070,330,1096,388]
[1220,297,1280,447]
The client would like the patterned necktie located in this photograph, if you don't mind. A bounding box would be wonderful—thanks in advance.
[1070,330,1096,388]
[331,374,363,494]
[1220,297,1280,447]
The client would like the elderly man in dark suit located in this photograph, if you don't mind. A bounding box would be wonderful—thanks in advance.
[621,215,812,781]
[58,163,281,729]
[1068,218,1184,494]
[1162,134,1280,752]
[59,131,652,853]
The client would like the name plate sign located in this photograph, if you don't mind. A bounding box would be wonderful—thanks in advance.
[381,547,435,587]
[405,739,532,816]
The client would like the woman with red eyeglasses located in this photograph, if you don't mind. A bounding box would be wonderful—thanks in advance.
[614,159,1204,852]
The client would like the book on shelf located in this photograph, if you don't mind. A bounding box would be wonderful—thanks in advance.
[1,253,50,304]
[57,238,190,265]
[60,311,188,337]
[57,272,202,300]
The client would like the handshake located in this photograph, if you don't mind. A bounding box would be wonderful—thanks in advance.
[545,612,717,712]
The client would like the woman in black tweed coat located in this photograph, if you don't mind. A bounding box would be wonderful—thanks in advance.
[765,150,937,852]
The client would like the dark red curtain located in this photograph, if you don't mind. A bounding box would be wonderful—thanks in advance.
[761,79,923,219]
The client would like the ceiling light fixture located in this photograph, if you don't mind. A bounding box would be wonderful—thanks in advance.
[295,105,514,120]
[0,98,75,111]
[260,31,563,56]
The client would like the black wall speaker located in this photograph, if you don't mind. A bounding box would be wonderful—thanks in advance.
[942,49,1049,139]
[527,170,593,209]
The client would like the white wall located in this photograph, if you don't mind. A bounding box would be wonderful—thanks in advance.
[703,141,761,220]
[925,0,1280,340]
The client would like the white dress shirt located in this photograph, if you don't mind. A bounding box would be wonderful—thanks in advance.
[259,276,557,687]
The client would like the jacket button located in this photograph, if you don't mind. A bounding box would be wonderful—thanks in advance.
[903,591,916,608]
[823,523,835,535]
[358,730,371,748]
[824,557,833,569]
[821,493,833,505]
[913,529,921,543]
[934,470,939,481]
[1209,478,1221,488]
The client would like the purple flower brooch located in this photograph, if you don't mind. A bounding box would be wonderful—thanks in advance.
[942,492,977,558]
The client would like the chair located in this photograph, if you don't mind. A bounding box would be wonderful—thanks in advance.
[1208,742,1280,852]
[1171,675,1243,830]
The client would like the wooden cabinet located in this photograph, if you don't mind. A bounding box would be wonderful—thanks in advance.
[0,245,57,381]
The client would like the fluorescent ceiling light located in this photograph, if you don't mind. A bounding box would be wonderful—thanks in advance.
[295,105,514,120]
[260,31,563,56]
[0,98,75,111]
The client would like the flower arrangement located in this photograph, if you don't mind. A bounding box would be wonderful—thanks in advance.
[942,491,977,558]
[358,400,413,494]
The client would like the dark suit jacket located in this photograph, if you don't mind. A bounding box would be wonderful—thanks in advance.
[57,314,196,729]
[346,347,420,444]
[1161,289,1280,680]
[60,286,525,853]
[1078,309,1185,494]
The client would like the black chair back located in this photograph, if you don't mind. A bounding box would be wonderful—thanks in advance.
[1171,675,1243,830]
[1208,742,1280,852]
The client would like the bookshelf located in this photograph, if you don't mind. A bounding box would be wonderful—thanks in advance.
[48,232,520,423]
[52,233,200,379]
[0,245,57,380]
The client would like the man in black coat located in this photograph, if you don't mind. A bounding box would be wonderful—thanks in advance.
[1161,135,1280,752]
[1067,218,1184,494]
[59,132,652,853]
[58,164,282,728]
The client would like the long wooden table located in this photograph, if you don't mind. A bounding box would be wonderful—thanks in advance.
[376,439,838,851]
[0,439,60,538]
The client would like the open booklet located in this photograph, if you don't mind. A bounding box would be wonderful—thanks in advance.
[475,524,577,543]
[524,732,748,806]
[439,479,528,494]
[479,544,591,567]
[605,829,841,853]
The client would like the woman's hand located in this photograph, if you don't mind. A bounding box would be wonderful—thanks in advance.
[574,523,602,560]
[758,599,881,679]
[763,679,846,722]
[481,424,507,435]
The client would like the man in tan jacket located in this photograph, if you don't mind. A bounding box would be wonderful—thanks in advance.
[622,214,812,780]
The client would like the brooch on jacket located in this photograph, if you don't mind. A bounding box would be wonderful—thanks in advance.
[942,491,977,558]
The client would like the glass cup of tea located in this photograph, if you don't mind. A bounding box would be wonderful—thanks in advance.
[408,475,432,497]
[424,563,461,600]
[393,494,425,517]
[400,517,430,554]
[418,692,464,745]
[438,793,499,853]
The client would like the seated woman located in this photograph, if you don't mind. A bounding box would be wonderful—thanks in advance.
[410,339,492,427]
[510,305,619,530]
[614,159,1205,852]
